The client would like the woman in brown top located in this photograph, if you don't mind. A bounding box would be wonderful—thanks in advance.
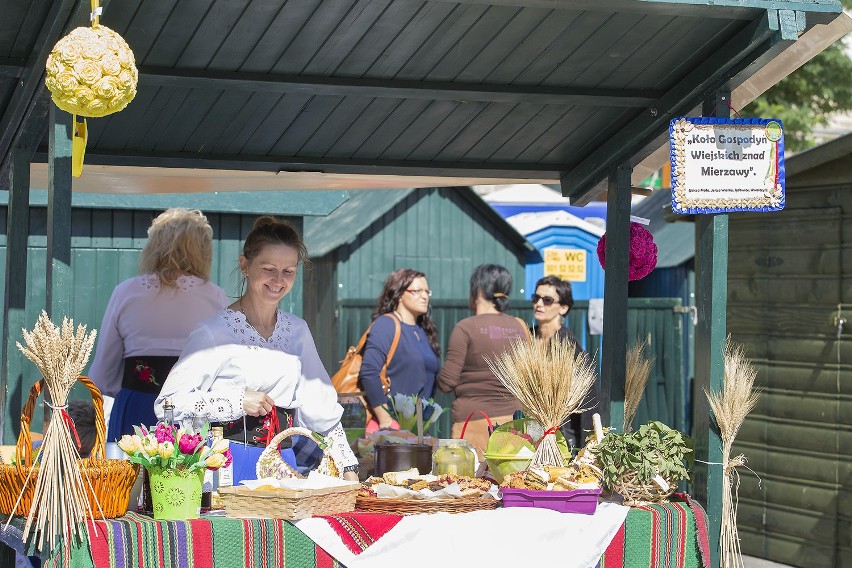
[437,264,529,458]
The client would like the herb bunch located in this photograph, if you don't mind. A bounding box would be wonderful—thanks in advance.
[592,421,693,495]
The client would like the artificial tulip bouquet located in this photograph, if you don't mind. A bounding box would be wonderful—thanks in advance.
[118,422,232,472]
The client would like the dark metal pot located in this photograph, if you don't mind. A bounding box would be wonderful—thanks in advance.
[374,443,433,476]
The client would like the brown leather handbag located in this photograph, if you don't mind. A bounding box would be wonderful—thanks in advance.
[331,313,401,400]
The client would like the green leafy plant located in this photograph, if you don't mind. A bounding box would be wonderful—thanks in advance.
[591,421,694,491]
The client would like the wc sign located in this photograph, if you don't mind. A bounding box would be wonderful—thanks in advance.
[544,248,587,282]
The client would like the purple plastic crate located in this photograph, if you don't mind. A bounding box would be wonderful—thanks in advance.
[500,488,602,515]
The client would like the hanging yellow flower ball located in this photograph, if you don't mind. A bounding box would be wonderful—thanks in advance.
[45,24,138,118]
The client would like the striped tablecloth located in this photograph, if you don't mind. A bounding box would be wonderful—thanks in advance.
[3,495,710,568]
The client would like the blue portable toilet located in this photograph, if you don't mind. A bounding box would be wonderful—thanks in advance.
[505,210,606,302]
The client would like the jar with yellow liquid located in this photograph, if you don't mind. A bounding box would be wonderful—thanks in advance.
[432,439,476,477]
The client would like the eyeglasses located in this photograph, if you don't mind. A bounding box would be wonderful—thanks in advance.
[406,289,432,298]
[531,294,559,306]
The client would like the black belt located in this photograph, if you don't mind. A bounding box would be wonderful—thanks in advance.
[121,356,179,394]
[213,407,295,448]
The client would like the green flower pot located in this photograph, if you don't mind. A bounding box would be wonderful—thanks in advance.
[147,466,204,520]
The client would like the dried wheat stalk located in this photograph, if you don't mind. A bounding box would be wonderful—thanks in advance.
[705,339,760,568]
[486,337,598,468]
[624,339,654,432]
[13,311,97,551]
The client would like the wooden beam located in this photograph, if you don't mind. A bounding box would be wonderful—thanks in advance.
[560,12,787,204]
[36,148,563,180]
[1,145,30,444]
[139,67,662,108]
[692,90,731,568]
[600,163,632,430]
[445,0,840,20]
[0,0,78,174]
[47,106,72,321]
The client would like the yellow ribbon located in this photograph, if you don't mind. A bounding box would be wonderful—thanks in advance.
[72,114,87,178]
[91,0,101,26]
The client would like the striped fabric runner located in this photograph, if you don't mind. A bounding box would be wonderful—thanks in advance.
[600,496,710,568]
[317,512,403,554]
[39,513,343,568]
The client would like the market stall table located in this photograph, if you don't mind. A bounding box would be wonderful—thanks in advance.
[1,496,709,568]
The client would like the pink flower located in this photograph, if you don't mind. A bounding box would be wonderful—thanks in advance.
[596,222,658,281]
[223,448,233,468]
[178,433,203,454]
[154,422,175,444]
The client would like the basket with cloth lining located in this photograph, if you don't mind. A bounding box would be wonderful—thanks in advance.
[0,376,139,518]
[220,426,357,520]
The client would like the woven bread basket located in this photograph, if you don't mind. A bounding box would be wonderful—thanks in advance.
[0,376,139,518]
[219,483,358,520]
[220,426,355,520]
[355,495,500,515]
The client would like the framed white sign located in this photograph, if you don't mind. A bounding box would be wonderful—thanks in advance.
[670,117,785,214]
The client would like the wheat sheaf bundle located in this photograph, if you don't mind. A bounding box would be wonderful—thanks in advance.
[624,339,654,433]
[13,311,97,551]
[705,339,760,568]
[486,338,598,468]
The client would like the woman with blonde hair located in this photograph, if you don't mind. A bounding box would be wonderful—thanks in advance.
[90,208,228,440]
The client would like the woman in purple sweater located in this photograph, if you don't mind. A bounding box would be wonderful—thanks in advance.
[359,268,441,429]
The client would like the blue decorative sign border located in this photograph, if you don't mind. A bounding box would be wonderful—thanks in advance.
[670,117,785,215]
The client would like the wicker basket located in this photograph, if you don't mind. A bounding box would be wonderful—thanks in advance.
[355,495,500,515]
[0,376,139,519]
[219,484,358,520]
[611,470,678,505]
[257,426,343,480]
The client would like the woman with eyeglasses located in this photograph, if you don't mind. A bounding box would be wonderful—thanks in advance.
[437,264,530,459]
[531,275,600,449]
[359,268,441,430]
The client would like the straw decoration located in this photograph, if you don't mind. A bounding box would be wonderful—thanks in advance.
[624,339,654,432]
[486,338,598,469]
[704,339,760,568]
[13,311,97,551]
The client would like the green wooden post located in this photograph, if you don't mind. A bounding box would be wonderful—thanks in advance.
[693,91,730,568]
[600,163,632,431]
[1,146,30,444]
[47,106,73,320]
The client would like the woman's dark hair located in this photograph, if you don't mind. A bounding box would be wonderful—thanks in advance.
[242,216,308,265]
[470,264,512,313]
[374,268,440,357]
[535,275,574,310]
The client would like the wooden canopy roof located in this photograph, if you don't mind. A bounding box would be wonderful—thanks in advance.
[1,0,849,201]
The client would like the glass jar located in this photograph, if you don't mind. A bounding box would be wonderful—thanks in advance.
[432,439,476,477]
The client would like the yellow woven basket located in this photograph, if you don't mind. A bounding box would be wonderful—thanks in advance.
[0,376,138,519]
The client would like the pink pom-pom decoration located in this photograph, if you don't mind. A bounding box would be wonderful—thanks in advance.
[596,222,658,281]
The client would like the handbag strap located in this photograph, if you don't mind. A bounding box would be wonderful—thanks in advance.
[379,313,402,391]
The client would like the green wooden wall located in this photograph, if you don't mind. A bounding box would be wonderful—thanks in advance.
[0,206,302,443]
[729,169,852,567]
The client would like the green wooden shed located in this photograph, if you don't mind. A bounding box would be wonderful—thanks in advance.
[302,186,540,371]
[727,132,852,568]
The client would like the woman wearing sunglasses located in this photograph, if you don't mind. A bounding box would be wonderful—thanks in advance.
[531,275,600,449]
[437,264,530,459]
[360,268,441,431]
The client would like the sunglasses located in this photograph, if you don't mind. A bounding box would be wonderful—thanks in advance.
[531,294,559,306]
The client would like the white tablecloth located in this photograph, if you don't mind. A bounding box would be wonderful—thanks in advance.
[296,502,629,568]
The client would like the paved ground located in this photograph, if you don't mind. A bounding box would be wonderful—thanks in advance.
[742,556,793,568]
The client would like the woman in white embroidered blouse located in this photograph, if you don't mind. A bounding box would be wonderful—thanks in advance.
[89,208,228,442]
[155,216,359,480]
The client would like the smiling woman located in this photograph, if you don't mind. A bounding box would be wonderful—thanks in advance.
[155,216,359,482]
